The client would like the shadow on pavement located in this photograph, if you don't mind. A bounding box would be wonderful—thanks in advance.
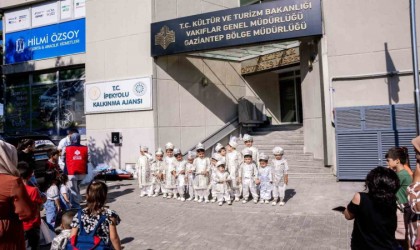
[121,237,135,244]
[284,188,296,202]
[107,188,135,203]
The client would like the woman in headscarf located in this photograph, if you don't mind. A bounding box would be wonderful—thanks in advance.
[0,140,35,250]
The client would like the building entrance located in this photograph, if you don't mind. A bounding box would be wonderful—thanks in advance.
[279,70,302,124]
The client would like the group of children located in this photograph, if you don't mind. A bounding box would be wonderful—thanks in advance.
[136,134,289,206]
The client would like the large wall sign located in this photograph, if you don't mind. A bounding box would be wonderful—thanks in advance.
[151,0,321,57]
[85,77,153,114]
[4,18,86,64]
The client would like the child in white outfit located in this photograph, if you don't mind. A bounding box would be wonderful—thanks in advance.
[243,134,259,166]
[193,142,211,203]
[240,148,259,204]
[150,148,166,197]
[272,146,289,206]
[257,153,272,204]
[226,138,242,202]
[137,145,153,197]
[164,142,177,199]
[214,160,231,206]
[185,151,196,201]
[209,153,221,203]
[174,148,187,201]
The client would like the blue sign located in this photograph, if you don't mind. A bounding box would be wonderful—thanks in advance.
[5,18,85,64]
[151,0,321,57]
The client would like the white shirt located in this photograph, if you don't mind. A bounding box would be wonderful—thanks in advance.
[58,136,70,170]
[47,184,59,200]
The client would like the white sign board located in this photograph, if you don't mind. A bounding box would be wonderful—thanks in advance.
[31,2,59,27]
[60,0,73,20]
[4,9,31,33]
[74,0,86,18]
[85,77,152,114]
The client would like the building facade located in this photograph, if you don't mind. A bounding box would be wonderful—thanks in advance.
[1,0,419,178]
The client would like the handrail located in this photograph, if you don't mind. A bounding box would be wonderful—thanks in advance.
[183,116,239,156]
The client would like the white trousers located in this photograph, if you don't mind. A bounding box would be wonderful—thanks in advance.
[217,193,230,202]
[230,188,241,200]
[186,185,195,198]
[242,178,258,200]
[273,184,286,200]
[177,186,185,196]
[196,189,209,200]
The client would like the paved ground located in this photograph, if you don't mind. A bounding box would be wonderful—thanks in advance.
[98,176,363,250]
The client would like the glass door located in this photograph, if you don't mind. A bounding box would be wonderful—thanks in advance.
[279,70,302,123]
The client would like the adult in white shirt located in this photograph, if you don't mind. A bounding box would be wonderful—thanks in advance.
[57,128,78,171]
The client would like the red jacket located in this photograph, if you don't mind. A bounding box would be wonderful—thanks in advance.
[65,145,88,175]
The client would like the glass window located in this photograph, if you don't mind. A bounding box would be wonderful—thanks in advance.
[4,67,86,136]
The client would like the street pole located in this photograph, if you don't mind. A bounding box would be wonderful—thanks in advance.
[410,0,420,135]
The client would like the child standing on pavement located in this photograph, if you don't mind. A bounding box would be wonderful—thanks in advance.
[174,148,187,201]
[137,145,153,197]
[209,153,221,203]
[215,143,227,161]
[272,146,289,206]
[193,143,211,203]
[214,160,231,206]
[59,174,72,210]
[45,175,62,229]
[185,151,196,201]
[150,148,166,197]
[243,134,259,166]
[164,142,177,199]
[257,154,272,204]
[18,161,45,250]
[239,148,259,204]
[226,138,242,202]
[386,147,412,248]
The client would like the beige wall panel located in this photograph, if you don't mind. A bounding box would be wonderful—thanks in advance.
[204,83,238,125]
[85,42,105,82]
[333,76,415,108]
[158,127,181,149]
[165,56,204,83]
[178,0,202,17]
[205,125,224,137]
[86,0,105,43]
[157,80,181,126]
[86,114,107,130]
[203,59,228,84]
[225,63,246,87]
[155,57,170,80]
[153,0,177,21]
[303,118,324,159]
[125,33,154,77]
[179,84,206,127]
[245,72,281,124]
[201,1,228,12]
[105,111,155,129]
[223,0,240,8]
[87,128,155,169]
[328,48,415,78]
[180,127,207,152]
[103,38,127,79]
[323,0,417,57]
[124,0,151,34]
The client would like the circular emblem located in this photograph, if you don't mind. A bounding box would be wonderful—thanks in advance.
[88,86,101,101]
[133,82,147,96]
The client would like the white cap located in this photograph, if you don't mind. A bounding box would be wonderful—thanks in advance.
[228,137,238,149]
[187,151,196,159]
[173,148,181,155]
[259,153,269,161]
[215,143,224,152]
[211,153,222,161]
[242,148,252,157]
[140,145,148,151]
[243,134,253,142]
[196,142,205,151]
[165,142,174,150]
[155,148,164,155]
[216,159,226,168]
[272,146,284,155]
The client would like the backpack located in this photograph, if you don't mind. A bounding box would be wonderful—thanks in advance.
[66,209,111,250]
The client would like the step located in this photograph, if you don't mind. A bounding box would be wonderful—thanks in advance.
[252,125,303,132]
